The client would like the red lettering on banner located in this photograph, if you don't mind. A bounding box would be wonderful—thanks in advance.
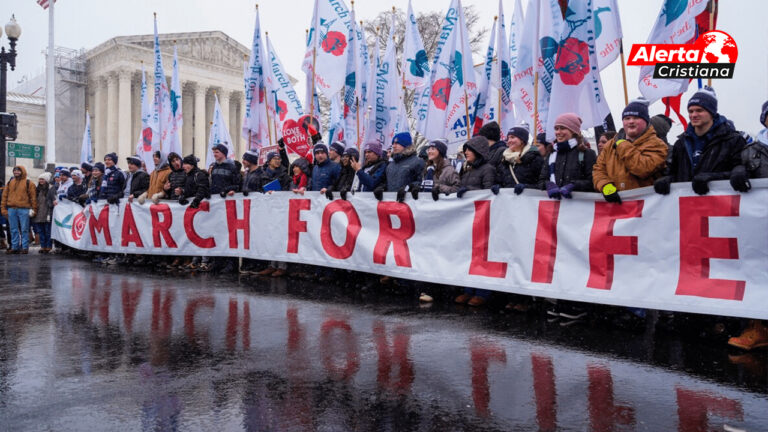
[226,298,250,351]
[587,201,643,290]
[121,281,142,334]
[470,338,507,417]
[184,201,215,248]
[88,205,112,246]
[184,296,215,341]
[287,199,311,253]
[320,318,360,380]
[587,364,635,431]
[373,322,414,394]
[531,201,560,283]
[373,202,415,267]
[320,200,362,259]
[226,199,250,249]
[676,387,743,432]
[470,201,508,278]
[676,196,745,300]
[531,353,557,431]
[121,204,144,247]
[150,204,177,248]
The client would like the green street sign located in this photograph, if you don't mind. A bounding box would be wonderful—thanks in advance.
[7,142,44,160]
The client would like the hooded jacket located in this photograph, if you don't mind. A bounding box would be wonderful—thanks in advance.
[669,115,746,182]
[422,157,460,193]
[741,138,768,179]
[1,166,37,214]
[385,145,425,191]
[496,146,545,188]
[289,158,312,190]
[126,169,150,197]
[32,182,56,224]
[593,125,668,192]
[182,166,210,202]
[537,139,597,191]
[147,155,171,196]
[459,137,496,190]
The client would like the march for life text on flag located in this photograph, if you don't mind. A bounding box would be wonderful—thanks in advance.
[265,35,304,140]
[402,0,429,90]
[242,8,270,151]
[373,19,401,148]
[167,45,183,156]
[508,0,524,72]
[206,95,234,168]
[51,180,768,321]
[472,15,497,132]
[136,66,158,174]
[152,16,174,157]
[491,0,516,132]
[594,0,623,70]
[638,0,709,102]
[302,0,353,99]
[80,111,92,165]
[342,6,365,148]
[546,0,611,140]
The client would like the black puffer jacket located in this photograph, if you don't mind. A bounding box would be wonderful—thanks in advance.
[497,147,545,188]
[242,166,263,193]
[182,167,210,203]
[669,115,746,182]
[459,136,496,190]
[209,159,241,195]
[537,140,597,191]
[742,140,768,179]
[98,167,125,201]
[167,166,187,199]
[331,164,356,192]
[127,170,150,197]
[257,164,292,192]
[66,182,88,205]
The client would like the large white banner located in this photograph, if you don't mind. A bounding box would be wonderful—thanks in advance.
[52,180,768,319]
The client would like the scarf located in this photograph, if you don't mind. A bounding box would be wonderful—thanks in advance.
[548,139,578,183]
[503,144,532,185]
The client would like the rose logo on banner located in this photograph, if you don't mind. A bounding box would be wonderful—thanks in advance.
[319,18,347,56]
[142,127,153,152]
[431,78,452,110]
[71,211,87,241]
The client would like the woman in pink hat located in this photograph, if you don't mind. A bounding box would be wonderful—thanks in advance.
[536,113,597,199]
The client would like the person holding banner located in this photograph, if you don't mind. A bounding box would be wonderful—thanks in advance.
[125,156,150,203]
[289,158,311,194]
[85,163,104,205]
[100,153,126,206]
[537,114,597,199]
[66,170,87,206]
[241,150,263,196]
[421,139,460,202]
[496,127,544,195]
[457,136,497,198]
[309,143,341,194]
[326,148,359,201]
[377,132,424,202]
[654,87,746,196]
[478,121,506,170]
[352,141,387,193]
[209,144,241,198]
[256,151,292,194]
[161,153,185,203]
[328,141,345,165]
[139,151,170,205]
[178,155,212,271]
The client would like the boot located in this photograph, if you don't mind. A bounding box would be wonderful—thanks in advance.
[728,321,768,350]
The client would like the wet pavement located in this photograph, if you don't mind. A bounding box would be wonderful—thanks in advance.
[0,254,767,431]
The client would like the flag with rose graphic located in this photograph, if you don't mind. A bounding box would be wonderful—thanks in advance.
[302,0,353,98]
[136,66,158,174]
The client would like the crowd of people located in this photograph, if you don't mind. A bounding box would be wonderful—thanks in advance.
[2,87,767,350]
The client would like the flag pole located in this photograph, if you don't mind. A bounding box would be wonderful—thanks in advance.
[534,71,539,134]
[309,0,319,119]
[707,0,716,87]
[619,39,629,105]
[264,29,273,147]
[45,0,56,166]
[459,1,471,139]
[355,97,360,150]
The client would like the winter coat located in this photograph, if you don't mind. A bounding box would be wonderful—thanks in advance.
[460,138,496,190]
[182,167,210,202]
[209,159,241,195]
[98,166,126,201]
[32,183,55,223]
[537,141,597,191]
[487,140,507,169]
[1,166,37,214]
[741,140,768,179]
[385,146,425,191]
[66,182,88,205]
[126,170,150,197]
[593,125,668,192]
[496,147,545,188]
[86,176,102,203]
[56,178,73,201]
[421,157,460,193]
[331,164,356,192]
[289,158,312,190]
[355,159,387,192]
[257,164,292,192]
[242,166,263,193]
[669,115,745,182]
[309,159,341,191]
[167,167,187,199]
[147,163,171,197]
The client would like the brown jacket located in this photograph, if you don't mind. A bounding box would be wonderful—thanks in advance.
[147,164,171,196]
[593,125,668,192]
[1,166,37,215]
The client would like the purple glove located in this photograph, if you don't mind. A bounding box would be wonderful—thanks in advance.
[513,183,526,195]
[546,182,561,200]
[559,183,575,199]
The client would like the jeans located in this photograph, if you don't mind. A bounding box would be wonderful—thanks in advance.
[33,222,52,249]
[7,207,31,250]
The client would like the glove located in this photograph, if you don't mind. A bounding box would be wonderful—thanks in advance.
[178,197,189,206]
[692,173,712,195]
[190,199,201,209]
[29,210,36,218]
[432,188,440,201]
[220,191,227,198]
[613,138,629,149]
[546,182,561,200]
[242,190,250,197]
[151,192,165,204]
[325,189,334,200]
[410,186,419,200]
[396,187,406,203]
[339,189,348,201]
[490,184,500,195]
[456,187,468,198]
[559,183,575,199]
[729,165,751,192]
[373,187,384,201]
[107,197,119,205]
[137,192,148,205]
[514,184,526,195]
[654,176,671,195]
[602,184,622,204]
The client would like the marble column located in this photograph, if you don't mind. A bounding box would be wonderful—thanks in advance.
[93,77,107,160]
[106,72,119,159]
[193,83,207,166]
[228,93,239,156]
[118,70,133,162]
[131,72,141,150]
[182,81,194,156]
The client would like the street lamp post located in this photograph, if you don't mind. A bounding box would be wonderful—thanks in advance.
[0,15,21,183]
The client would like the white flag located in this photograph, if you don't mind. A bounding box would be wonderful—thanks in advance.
[443,0,478,150]
[403,0,429,90]
[546,0,611,140]
[362,37,381,146]
[265,35,304,139]
[80,111,92,165]
[373,20,401,148]
[472,16,497,131]
[328,93,345,144]
[137,66,158,173]
[207,95,234,169]
[493,0,516,132]
[536,0,564,134]
[508,0,524,71]
[168,45,183,156]
[152,16,174,156]
[594,0,623,70]
[242,8,271,151]
[301,0,353,98]
[343,8,364,147]
[638,0,708,102]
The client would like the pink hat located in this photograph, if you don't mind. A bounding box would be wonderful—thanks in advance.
[554,113,583,135]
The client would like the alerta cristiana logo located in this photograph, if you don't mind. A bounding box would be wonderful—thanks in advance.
[627,30,738,79]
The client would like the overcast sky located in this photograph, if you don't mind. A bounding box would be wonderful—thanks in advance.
[4,0,768,136]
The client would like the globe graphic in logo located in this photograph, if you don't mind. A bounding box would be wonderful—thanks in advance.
[697,31,738,64]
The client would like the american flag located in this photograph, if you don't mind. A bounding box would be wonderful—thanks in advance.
[37,0,56,10]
